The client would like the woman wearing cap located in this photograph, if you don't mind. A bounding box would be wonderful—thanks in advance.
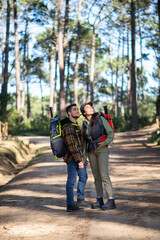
[80,102,116,210]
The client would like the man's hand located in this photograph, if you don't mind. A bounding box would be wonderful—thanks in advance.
[78,162,84,169]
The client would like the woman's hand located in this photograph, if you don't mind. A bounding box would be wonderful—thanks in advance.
[98,143,103,148]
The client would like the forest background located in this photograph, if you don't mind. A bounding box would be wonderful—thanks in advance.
[0,0,160,136]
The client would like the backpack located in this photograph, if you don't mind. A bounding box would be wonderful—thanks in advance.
[99,113,115,138]
[50,110,68,159]
[100,105,115,137]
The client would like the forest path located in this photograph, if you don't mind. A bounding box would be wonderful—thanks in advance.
[0,126,160,240]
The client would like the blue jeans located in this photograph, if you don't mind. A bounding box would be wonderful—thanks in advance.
[66,159,88,205]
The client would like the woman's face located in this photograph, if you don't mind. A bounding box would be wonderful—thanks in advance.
[84,104,94,116]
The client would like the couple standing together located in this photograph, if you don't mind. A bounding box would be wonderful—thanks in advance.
[61,102,116,212]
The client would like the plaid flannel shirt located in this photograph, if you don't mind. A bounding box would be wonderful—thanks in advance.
[61,120,83,163]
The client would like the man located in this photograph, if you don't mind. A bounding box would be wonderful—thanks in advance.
[61,103,88,212]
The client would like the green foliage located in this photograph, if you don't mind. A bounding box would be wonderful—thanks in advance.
[2,94,51,136]
[0,94,15,121]
[150,131,160,145]
[7,110,49,136]
[30,115,49,134]
[111,113,132,133]
[7,109,26,134]
[137,96,156,128]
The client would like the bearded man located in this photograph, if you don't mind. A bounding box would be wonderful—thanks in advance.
[61,104,89,212]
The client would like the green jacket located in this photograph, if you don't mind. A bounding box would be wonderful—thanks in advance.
[82,116,114,162]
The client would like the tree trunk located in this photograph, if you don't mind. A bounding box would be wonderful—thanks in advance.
[63,0,69,71]
[66,41,71,105]
[49,29,54,108]
[159,68,160,91]
[22,8,28,111]
[26,23,31,119]
[40,78,44,117]
[109,45,114,103]
[1,1,5,91]
[82,54,86,104]
[90,26,95,103]
[74,0,82,104]
[158,0,160,34]
[86,54,89,102]
[13,0,21,111]
[131,0,138,130]
[115,29,121,119]
[127,25,131,110]
[121,31,125,120]
[53,45,58,114]
[158,0,160,91]
[58,0,65,118]
[139,20,144,104]
[1,0,11,122]
[26,77,31,119]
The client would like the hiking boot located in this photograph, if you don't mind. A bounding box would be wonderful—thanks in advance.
[67,204,83,212]
[77,199,91,208]
[101,199,116,210]
[91,197,104,209]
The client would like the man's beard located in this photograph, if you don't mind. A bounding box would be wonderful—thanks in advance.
[71,115,79,119]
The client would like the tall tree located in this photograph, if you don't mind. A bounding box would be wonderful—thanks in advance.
[53,45,58,114]
[26,36,31,119]
[58,0,65,117]
[121,25,125,120]
[49,26,55,108]
[157,0,160,90]
[90,26,95,102]
[1,0,11,121]
[74,0,82,104]
[63,0,69,69]
[131,0,138,130]
[158,0,160,34]
[21,6,28,111]
[115,28,121,119]
[1,0,5,87]
[13,0,21,111]
[127,24,131,110]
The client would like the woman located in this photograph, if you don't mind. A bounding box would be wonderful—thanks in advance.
[80,102,116,210]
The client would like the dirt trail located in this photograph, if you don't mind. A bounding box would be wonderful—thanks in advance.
[0,127,160,240]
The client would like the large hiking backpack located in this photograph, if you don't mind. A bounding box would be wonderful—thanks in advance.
[50,108,67,159]
[99,105,115,139]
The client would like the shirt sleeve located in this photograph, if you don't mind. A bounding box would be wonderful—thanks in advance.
[100,116,114,146]
[63,125,83,163]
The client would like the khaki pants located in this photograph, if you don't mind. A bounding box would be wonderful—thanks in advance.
[88,147,113,197]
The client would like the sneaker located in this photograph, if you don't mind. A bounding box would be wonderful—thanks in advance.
[101,199,116,210]
[77,199,91,208]
[91,197,104,209]
[67,204,83,212]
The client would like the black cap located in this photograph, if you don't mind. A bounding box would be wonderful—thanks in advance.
[80,102,93,115]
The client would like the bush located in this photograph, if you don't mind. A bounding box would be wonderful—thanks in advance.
[8,109,25,134]
[6,108,49,136]
[150,131,160,145]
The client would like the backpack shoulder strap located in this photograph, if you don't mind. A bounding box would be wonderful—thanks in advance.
[82,120,88,131]
[98,115,105,136]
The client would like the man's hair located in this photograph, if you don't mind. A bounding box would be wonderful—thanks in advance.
[66,103,77,115]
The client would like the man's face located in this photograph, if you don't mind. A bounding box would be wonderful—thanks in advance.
[84,104,94,116]
[68,106,80,118]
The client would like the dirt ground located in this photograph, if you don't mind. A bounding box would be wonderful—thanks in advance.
[0,127,160,240]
